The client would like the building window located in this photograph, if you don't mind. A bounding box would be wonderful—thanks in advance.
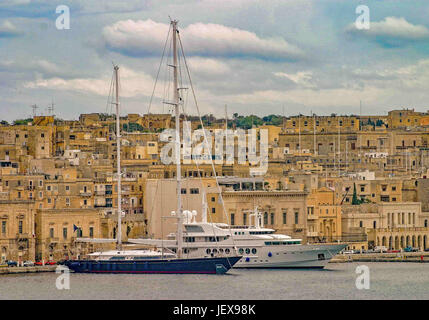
[270,213,275,225]
[211,207,215,214]
[89,227,94,238]
[230,213,235,226]
[190,188,199,194]
[359,221,363,228]
[181,188,187,194]
[294,212,299,225]
[264,213,268,225]
[49,228,54,238]
[65,185,70,191]
[63,228,67,239]
[283,212,287,224]
[1,221,6,234]
[243,213,247,225]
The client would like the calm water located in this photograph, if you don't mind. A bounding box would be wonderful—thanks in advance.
[0,262,428,300]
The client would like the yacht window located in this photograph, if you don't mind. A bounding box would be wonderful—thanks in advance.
[206,249,211,255]
[245,248,250,254]
[239,248,244,254]
[109,256,125,260]
[184,225,204,233]
[252,248,257,254]
[225,248,230,254]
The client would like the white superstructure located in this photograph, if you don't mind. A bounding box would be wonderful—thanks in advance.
[130,208,347,268]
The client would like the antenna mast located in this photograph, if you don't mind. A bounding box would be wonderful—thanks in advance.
[30,104,38,117]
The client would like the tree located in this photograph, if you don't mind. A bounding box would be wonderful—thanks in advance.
[13,118,32,125]
[352,183,360,205]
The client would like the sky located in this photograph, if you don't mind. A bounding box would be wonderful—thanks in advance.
[1,0,429,121]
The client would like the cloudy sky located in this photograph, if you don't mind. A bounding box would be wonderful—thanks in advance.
[1,0,429,121]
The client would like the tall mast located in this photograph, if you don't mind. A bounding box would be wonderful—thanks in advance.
[172,20,183,258]
[114,65,122,250]
[298,114,301,155]
[224,104,228,131]
[313,113,316,155]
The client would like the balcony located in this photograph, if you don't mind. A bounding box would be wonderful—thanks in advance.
[307,232,318,237]
[80,191,92,197]
[307,214,318,220]
[293,224,305,232]
[16,233,30,240]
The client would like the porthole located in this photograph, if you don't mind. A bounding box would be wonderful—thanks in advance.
[225,248,230,254]
[206,249,211,255]
[239,248,244,254]
[251,248,257,254]
[245,248,250,254]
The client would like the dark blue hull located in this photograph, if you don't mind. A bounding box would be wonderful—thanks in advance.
[64,256,241,274]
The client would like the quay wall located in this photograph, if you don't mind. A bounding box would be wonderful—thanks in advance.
[0,266,57,275]
[331,252,429,263]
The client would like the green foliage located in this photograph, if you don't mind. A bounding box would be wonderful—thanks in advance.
[13,118,32,125]
[122,122,144,132]
[352,183,360,205]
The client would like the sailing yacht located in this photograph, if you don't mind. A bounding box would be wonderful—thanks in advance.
[65,19,241,274]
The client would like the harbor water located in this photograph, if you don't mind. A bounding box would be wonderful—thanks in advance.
[1,262,428,300]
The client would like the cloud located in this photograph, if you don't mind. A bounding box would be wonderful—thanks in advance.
[187,57,230,76]
[0,20,22,38]
[23,67,157,98]
[346,17,429,46]
[0,0,31,6]
[0,59,80,78]
[273,71,315,88]
[102,19,304,60]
